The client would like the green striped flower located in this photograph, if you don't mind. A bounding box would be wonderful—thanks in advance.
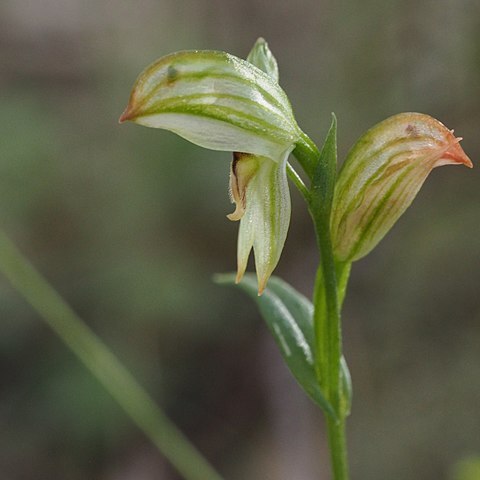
[331,112,473,262]
[120,41,300,293]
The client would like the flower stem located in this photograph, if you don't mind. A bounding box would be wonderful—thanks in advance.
[311,193,350,480]
[287,161,310,202]
[312,216,341,412]
[292,131,318,179]
[326,417,350,480]
[0,231,223,480]
[294,124,351,480]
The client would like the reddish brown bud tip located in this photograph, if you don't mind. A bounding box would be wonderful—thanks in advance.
[444,137,473,168]
[118,105,135,124]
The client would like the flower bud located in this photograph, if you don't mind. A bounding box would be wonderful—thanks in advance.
[331,113,472,262]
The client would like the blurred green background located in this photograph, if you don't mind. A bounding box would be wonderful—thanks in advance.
[1,1,479,479]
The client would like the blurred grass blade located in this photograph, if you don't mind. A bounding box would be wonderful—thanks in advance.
[215,272,337,420]
[0,231,223,480]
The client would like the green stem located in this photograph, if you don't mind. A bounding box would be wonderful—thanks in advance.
[312,218,341,409]
[287,161,310,202]
[294,126,350,480]
[327,417,350,480]
[0,231,223,480]
[292,131,318,179]
[311,211,350,480]
[329,262,351,480]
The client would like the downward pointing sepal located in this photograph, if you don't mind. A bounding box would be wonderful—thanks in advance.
[331,113,472,262]
[120,44,301,294]
[232,149,292,295]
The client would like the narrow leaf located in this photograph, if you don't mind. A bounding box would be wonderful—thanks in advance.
[215,273,336,419]
[311,114,338,217]
[268,275,352,416]
[267,276,315,348]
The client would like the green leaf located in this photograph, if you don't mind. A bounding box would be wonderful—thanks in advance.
[267,276,315,348]
[268,275,352,416]
[215,273,336,419]
[311,113,337,218]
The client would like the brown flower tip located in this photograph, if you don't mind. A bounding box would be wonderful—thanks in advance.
[444,136,473,168]
[118,104,136,124]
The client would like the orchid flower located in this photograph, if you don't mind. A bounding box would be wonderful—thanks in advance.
[115,33,477,480]
[331,113,473,262]
[119,40,301,293]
